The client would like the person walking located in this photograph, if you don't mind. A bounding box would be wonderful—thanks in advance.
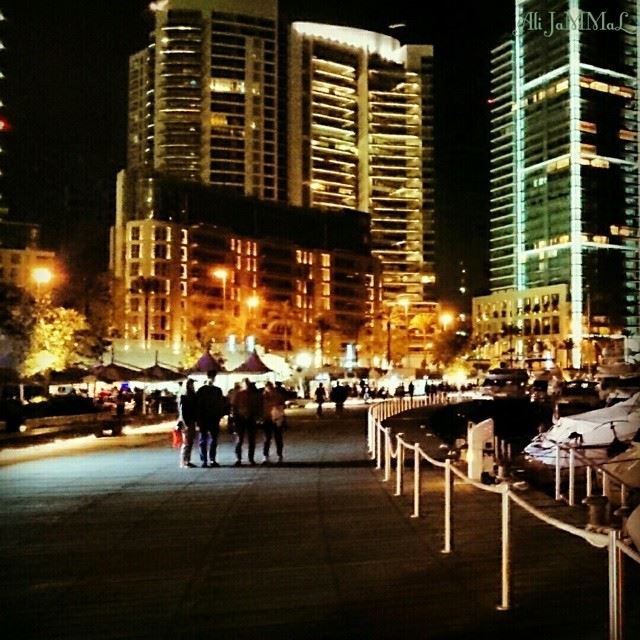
[315,382,326,418]
[231,378,262,465]
[178,378,198,468]
[196,371,227,467]
[261,381,286,464]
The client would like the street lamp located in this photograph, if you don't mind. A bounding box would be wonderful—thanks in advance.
[244,294,260,349]
[31,266,53,298]
[439,311,454,333]
[399,298,410,365]
[213,268,228,312]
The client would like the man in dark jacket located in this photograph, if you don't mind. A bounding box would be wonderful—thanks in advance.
[196,371,227,467]
[231,378,262,465]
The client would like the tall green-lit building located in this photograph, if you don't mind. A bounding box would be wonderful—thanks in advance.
[488,0,639,367]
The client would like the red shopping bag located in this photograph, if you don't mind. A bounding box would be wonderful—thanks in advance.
[171,424,183,448]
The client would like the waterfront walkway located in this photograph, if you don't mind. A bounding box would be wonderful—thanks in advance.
[0,406,637,639]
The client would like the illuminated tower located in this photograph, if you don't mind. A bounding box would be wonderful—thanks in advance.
[489,1,639,366]
[0,8,7,218]
[128,0,278,200]
[288,23,435,303]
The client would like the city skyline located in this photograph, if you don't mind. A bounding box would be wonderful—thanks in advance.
[2,0,514,303]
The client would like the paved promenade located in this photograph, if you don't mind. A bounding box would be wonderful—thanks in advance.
[0,406,638,639]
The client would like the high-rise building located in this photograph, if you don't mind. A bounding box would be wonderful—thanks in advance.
[111,172,380,365]
[128,0,279,200]
[287,23,435,304]
[485,0,639,367]
[0,8,7,218]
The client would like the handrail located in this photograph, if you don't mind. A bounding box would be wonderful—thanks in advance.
[368,395,639,640]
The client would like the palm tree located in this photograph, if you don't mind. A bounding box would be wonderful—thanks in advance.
[315,314,333,366]
[501,324,522,367]
[410,311,436,356]
[264,300,306,359]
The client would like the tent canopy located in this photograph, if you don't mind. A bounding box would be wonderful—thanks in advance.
[231,352,273,374]
[194,352,226,374]
[92,362,143,383]
[138,364,185,382]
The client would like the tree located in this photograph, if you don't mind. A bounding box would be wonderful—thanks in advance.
[21,304,92,378]
[501,324,522,367]
[264,300,307,358]
[61,271,114,344]
[0,283,36,369]
[431,329,470,368]
[315,314,334,366]
[410,311,437,364]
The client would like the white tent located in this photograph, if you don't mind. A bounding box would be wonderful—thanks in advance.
[524,393,640,467]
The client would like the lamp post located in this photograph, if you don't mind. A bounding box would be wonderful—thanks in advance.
[213,268,228,312]
[245,294,260,349]
[439,311,453,334]
[31,266,53,300]
[399,298,410,366]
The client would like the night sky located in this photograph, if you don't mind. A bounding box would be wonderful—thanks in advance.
[2,0,514,305]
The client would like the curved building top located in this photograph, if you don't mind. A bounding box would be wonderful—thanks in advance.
[292,22,406,64]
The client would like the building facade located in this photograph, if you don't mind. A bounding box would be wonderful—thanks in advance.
[287,23,435,304]
[0,222,56,294]
[128,0,279,200]
[473,284,573,366]
[485,0,639,367]
[111,172,380,366]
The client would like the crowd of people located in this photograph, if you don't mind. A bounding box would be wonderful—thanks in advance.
[176,373,288,469]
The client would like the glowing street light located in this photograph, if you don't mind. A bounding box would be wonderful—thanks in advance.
[32,266,53,285]
[213,268,228,311]
[439,311,454,333]
[246,294,260,311]
[244,294,261,349]
[32,266,53,299]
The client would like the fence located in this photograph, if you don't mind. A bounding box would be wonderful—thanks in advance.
[367,396,640,640]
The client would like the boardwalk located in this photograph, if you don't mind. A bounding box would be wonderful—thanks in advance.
[0,406,638,639]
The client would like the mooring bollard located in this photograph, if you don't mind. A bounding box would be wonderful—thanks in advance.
[583,494,610,528]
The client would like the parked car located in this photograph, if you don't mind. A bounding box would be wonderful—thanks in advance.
[553,380,602,421]
[478,368,529,399]
[605,375,640,406]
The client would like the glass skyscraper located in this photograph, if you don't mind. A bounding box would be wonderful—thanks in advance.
[489,0,639,367]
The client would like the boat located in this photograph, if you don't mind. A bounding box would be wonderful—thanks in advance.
[523,392,640,468]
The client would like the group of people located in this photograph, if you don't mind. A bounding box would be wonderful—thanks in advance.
[176,373,287,469]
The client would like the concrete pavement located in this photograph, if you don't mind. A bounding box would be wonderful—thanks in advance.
[0,406,638,639]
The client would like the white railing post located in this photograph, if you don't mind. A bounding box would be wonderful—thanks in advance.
[608,529,622,640]
[384,427,392,482]
[602,471,609,498]
[411,444,420,518]
[442,457,453,554]
[569,447,576,506]
[497,487,511,611]
[586,465,592,497]
[395,439,404,496]
[376,422,383,470]
[620,484,627,512]
[555,444,562,501]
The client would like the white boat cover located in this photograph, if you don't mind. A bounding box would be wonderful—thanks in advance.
[524,393,640,467]
[605,443,640,489]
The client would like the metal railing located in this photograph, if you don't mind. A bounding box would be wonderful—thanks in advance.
[367,396,640,640]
